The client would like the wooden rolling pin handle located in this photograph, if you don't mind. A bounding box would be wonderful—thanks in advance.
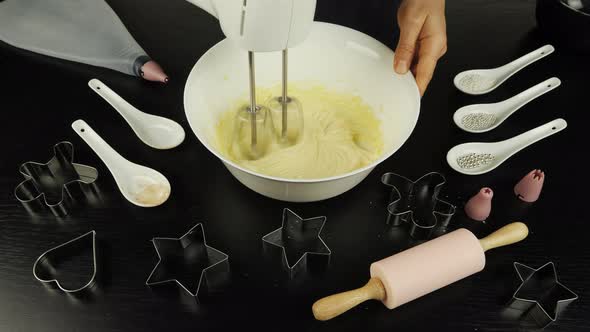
[312,278,386,321]
[479,222,529,252]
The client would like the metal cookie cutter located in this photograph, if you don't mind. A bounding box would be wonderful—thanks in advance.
[381,172,456,239]
[510,262,578,328]
[262,208,331,277]
[14,141,99,216]
[33,231,98,294]
[146,223,229,299]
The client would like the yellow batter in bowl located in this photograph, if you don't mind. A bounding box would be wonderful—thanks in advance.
[214,84,384,180]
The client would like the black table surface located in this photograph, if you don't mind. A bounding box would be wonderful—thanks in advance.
[1,0,588,331]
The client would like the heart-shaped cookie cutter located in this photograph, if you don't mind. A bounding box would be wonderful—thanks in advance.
[33,230,98,293]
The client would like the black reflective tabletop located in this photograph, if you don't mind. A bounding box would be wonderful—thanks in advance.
[0,0,588,331]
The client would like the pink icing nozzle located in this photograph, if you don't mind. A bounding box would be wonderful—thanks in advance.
[464,187,493,221]
[140,60,169,83]
[515,169,545,203]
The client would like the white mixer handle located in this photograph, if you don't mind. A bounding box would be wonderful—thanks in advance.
[185,0,316,52]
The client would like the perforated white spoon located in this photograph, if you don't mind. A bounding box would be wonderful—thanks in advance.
[454,77,561,133]
[454,45,555,95]
[88,79,185,149]
[72,120,171,207]
[447,119,567,175]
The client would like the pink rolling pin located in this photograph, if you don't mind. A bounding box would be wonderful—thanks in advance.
[312,222,529,321]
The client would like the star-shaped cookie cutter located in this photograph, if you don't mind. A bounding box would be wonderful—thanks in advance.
[14,141,99,216]
[33,230,98,294]
[262,208,331,276]
[146,223,229,299]
[510,262,578,328]
[381,172,456,239]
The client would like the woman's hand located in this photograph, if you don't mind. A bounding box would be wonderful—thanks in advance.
[394,0,447,96]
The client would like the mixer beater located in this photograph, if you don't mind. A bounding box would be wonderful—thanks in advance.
[234,49,304,160]
[269,49,304,147]
[232,51,273,160]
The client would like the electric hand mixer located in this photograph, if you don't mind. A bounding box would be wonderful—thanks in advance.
[187,0,316,159]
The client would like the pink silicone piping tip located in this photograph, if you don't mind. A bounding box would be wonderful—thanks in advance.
[140,60,169,83]
[515,169,545,202]
[465,187,493,221]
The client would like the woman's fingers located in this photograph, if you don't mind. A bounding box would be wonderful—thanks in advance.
[394,5,425,74]
[394,0,447,96]
[415,30,447,95]
[415,55,438,96]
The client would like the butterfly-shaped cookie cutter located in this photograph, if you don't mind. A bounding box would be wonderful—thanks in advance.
[381,172,456,239]
[14,141,98,216]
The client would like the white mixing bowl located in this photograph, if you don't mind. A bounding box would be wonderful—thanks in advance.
[184,22,420,202]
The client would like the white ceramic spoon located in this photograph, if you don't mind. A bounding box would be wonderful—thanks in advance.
[72,120,171,207]
[454,45,555,95]
[88,79,185,149]
[447,118,567,175]
[453,77,561,133]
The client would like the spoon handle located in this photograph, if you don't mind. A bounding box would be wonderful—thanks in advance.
[501,118,567,154]
[88,79,140,122]
[499,45,554,76]
[500,77,561,114]
[72,120,130,173]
